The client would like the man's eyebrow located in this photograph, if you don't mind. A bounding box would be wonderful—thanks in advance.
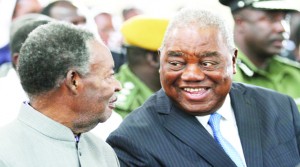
[166,51,184,57]
[166,51,220,58]
[198,51,219,58]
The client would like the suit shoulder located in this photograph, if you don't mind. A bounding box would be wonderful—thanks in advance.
[115,92,163,130]
[231,83,295,113]
[232,82,288,98]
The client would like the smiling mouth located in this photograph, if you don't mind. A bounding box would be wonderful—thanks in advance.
[181,87,210,100]
[183,87,208,93]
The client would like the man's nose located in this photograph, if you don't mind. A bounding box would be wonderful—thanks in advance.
[181,64,205,82]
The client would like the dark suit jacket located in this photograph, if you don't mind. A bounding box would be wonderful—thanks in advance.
[107,83,300,167]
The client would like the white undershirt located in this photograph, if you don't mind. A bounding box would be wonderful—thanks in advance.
[196,94,247,167]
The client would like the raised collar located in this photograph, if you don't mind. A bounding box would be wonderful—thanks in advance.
[18,103,76,142]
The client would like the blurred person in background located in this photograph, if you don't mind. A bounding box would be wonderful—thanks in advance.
[122,6,143,21]
[0,14,52,127]
[281,11,300,62]
[219,0,300,109]
[12,0,41,19]
[93,11,125,72]
[291,22,300,62]
[94,12,116,48]
[41,0,100,39]
[115,15,169,118]
[0,0,42,77]
[41,0,86,25]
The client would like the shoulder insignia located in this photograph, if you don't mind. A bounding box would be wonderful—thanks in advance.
[236,59,254,77]
[275,56,300,69]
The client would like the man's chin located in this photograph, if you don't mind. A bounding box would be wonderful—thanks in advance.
[266,49,281,56]
[269,45,283,55]
[99,108,113,123]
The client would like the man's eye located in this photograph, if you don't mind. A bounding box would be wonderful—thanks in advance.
[201,61,218,70]
[168,61,184,70]
[170,62,180,66]
[106,72,115,80]
[203,62,213,67]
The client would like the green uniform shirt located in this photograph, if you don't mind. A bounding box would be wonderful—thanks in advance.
[115,64,154,118]
[234,51,300,110]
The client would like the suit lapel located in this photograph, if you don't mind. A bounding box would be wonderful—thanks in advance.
[230,83,263,167]
[162,102,237,166]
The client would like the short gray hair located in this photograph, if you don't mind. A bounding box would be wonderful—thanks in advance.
[160,8,235,51]
[18,21,94,97]
[10,14,52,68]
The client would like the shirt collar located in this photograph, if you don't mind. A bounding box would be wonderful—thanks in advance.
[19,102,77,142]
[196,94,233,125]
[237,49,278,73]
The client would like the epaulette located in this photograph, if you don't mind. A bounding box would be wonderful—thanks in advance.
[275,56,300,69]
[236,59,254,77]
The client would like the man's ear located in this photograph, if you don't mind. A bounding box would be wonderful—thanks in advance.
[232,49,238,74]
[65,70,81,95]
[158,50,162,72]
[157,50,161,62]
[233,14,247,33]
[146,52,160,68]
[12,53,19,69]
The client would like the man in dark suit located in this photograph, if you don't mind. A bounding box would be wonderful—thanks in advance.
[106,7,300,167]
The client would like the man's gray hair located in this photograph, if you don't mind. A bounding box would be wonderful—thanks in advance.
[160,8,235,51]
[18,21,94,97]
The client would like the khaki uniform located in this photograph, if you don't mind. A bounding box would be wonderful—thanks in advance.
[234,51,300,110]
[115,64,154,118]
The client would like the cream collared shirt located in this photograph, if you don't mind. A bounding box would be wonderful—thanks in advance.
[196,94,247,167]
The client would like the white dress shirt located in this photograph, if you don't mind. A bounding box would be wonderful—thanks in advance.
[196,94,247,167]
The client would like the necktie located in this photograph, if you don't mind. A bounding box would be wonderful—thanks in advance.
[208,113,244,167]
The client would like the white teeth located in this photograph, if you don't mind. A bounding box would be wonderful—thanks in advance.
[183,88,205,92]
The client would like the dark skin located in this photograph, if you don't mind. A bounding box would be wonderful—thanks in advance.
[294,45,300,62]
[122,8,142,21]
[49,1,86,25]
[159,25,237,116]
[234,8,288,68]
[130,52,161,92]
[12,0,41,19]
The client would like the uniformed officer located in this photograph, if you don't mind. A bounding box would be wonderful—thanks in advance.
[115,15,169,118]
[219,0,300,109]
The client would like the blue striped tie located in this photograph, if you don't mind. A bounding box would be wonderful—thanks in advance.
[208,113,244,167]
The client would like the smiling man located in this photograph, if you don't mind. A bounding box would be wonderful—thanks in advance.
[106,8,300,167]
[0,21,121,167]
